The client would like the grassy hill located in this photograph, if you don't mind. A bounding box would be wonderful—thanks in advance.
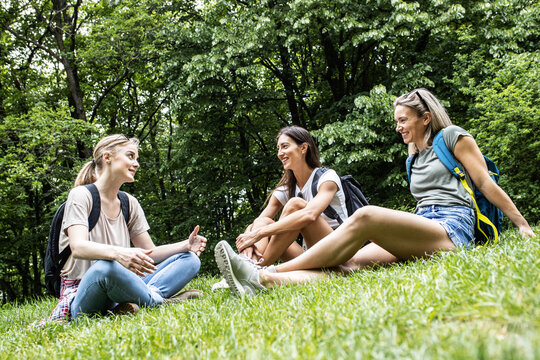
[1,226,538,359]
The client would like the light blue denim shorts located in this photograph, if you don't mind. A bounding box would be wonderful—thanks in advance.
[415,205,475,247]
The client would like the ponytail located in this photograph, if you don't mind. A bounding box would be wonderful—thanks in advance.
[74,160,98,187]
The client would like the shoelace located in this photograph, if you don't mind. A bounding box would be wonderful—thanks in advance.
[237,254,276,273]
[238,254,264,268]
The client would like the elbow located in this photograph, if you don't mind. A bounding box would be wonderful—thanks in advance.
[69,243,83,259]
[303,210,319,224]
[68,239,93,259]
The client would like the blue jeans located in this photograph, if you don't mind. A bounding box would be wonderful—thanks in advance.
[70,251,200,319]
[415,205,475,247]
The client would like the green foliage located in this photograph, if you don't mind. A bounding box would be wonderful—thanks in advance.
[0,0,538,300]
[313,85,412,209]
[1,228,538,359]
[0,104,96,300]
[450,52,540,223]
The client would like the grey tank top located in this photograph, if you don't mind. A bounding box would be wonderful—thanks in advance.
[409,125,475,210]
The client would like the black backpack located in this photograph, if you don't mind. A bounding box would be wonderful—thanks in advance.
[44,184,130,298]
[311,167,369,225]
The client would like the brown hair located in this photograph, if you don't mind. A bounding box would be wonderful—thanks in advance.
[74,134,139,187]
[273,126,321,199]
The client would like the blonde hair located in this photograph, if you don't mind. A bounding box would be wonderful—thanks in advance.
[74,134,139,187]
[394,88,452,153]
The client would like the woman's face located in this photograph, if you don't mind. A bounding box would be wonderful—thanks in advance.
[277,134,306,171]
[106,143,140,183]
[394,105,430,149]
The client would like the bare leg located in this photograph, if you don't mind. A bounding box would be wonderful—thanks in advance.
[239,216,305,263]
[257,243,397,289]
[337,243,398,273]
[260,269,329,288]
[276,205,455,273]
[259,197,333,266]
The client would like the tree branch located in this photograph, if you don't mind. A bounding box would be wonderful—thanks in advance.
[89,67,131,123]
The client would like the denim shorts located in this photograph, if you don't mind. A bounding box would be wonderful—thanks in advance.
[415,205,475,247]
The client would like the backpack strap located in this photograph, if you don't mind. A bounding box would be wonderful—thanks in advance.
[118,190,131,224]
[311,167,343,224]
[84,184,101,231]
[406,153,417,184]
[432,129,499,245]
[85,184,130,226]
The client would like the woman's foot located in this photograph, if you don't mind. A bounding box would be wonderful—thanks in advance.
[111,302,139,315]
[214,240,265,296]
[164,289,204,304]
[211,278,230,291]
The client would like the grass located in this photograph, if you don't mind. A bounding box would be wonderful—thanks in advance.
[1,226,538,359]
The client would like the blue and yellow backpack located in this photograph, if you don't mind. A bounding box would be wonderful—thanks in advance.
[406,129,503,246]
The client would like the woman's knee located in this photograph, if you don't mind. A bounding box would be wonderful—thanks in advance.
[283,197,308,214]
[351,205,384,220]
[347,206,382,231]
[82,260,128,284]
[88,260,120,276]
[183,251,201,276]
[252,216,274,228]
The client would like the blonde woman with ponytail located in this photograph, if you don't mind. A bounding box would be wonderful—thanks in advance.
[215,89,534,295]
[38,134,206,325]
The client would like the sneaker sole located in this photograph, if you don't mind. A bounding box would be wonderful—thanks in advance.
[214,241,246,297]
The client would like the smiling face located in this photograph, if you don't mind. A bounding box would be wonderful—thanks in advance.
[394,105,431,150]
[277,134,306,171]
[105,143,140,183]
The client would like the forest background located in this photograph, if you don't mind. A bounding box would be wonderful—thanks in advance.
[0,0,538,303]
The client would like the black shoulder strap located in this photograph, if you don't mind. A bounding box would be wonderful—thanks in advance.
[55,184,100,266]
[84,184,101,231]
[310,167,328,197]
[310,167,342,224]
[84,184,130,225]
[117,190,130,224]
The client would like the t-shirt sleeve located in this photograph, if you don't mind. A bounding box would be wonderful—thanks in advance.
[126,194,150,238]
[318,169,341,192]
[62,186,93,234]
[444,125,472,153]
[272,185,289,205]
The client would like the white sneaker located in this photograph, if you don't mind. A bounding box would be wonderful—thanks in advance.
[211,278,229,291]
[214,240,265,296]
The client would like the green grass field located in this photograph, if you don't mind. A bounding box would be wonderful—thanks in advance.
[1,227,538,359]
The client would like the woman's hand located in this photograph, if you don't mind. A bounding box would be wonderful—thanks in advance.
[236,230,260,252]
[518,224,535,238]
[239,245,263,260]
[115,247,157,276]
[188,225,207,256]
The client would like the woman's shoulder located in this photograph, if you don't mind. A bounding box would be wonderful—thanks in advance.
[442,125,473,150]
[319,167,339,179]
[443,125,471,138]
[317,167,341,188]
[68,185,92,201]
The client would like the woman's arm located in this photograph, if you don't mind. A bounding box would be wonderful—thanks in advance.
[68,225,157,276]
[131,225,207,263]
[454,136,534,237]
[252,195,284,223]
[237,196,283,258]
[236,181,338,251]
